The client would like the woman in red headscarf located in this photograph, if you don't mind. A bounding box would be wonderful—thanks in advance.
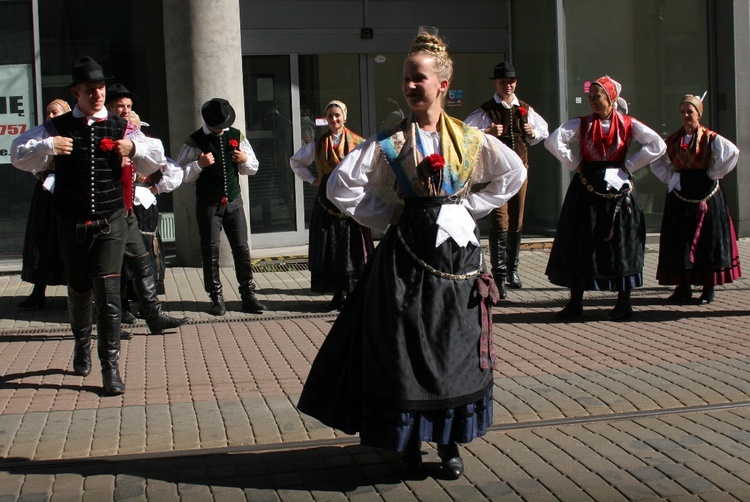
[544,76,666,320]
[651,94,741,304]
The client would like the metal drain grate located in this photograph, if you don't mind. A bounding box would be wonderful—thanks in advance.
[251,261,309,273]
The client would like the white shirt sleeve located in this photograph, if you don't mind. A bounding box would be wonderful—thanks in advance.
[527,106,549,146]
[237,135,259,175]
[129,133,165,175]
[545,118,582,170]
[176,143,203,183]
[461,134,527,220]
[155,160,185,194]
[464,109,491,130]
[326,138,397,232]
[289,142,317,184]
[624,119,667,173]
[10,123,56,174]
[708,134,740,180]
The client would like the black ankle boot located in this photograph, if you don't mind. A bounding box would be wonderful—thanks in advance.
[698,286,715,305]
[556,288,584,320]
[399,434,422,472]
[437,442,464,479]
[667,285,692,303]
[609,291,633,321]
[19,284,46,309]
[209,292,226,316]
[506,230,523,289]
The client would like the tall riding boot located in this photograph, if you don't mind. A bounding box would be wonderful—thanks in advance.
[92,276,125,396]
[488,231,508,299]
[68,286,94,376]
[130,253,190,334]
[506,230,523,289]
[202,245,226,316]
[556,287,584,320]
[235,246,266,314]
[609,290,633,321]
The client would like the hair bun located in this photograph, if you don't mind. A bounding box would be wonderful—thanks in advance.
[409,34,448,57]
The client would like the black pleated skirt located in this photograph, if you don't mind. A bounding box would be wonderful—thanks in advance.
[21,179,66,286]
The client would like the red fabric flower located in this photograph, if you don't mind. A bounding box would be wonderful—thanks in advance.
[424,153,445,173]
[100,137,115,152]
[228,139,240,150]
[517,106,528,117]
[221,196,228,207]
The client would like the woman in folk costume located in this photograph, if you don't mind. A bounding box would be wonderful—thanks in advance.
[297,30,526,479]
[544,76,666,321]
[289,100,373,311]
[18,99,71,309]
[651,93,741,304]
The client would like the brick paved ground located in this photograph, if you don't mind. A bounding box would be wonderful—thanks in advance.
[0,240,749,500]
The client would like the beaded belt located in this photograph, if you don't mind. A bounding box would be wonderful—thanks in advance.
[673,180,719,204]
[579,172,633,199]
[317,196,350,219]
[396,226,480,281]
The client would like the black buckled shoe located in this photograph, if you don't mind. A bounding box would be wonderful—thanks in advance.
[667,285,692,304]
[437,443,464,479]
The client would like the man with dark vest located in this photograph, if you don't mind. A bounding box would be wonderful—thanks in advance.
[176,98,266,316]
[11,56,164,395]
[105,83,190,333]
[465,62,549,298]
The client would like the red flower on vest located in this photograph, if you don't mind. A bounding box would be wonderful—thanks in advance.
[517,106,528,117]
[228,139,239,150]
[100,137,115,152]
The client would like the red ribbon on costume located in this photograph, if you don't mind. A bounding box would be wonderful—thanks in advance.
[121,159,135,213]
[476,273,500,370]
[689,200,709,263]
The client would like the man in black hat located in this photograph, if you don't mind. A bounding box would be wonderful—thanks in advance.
[105,83,190,333]
[11,56,165,396]
[176,97,266,316]
[465,61,549,298]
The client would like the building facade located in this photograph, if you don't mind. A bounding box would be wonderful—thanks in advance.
[1,0,747,266]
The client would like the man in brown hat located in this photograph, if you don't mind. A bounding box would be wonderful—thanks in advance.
[465,62,549,298]
[176,97,266,316]
[11,56,165,396]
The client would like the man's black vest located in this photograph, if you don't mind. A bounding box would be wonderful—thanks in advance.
[189,127,242,204]
[46,112,127,222]
[480,99,530,167]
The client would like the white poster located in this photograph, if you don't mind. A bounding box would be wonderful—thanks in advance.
[0,64,35,164]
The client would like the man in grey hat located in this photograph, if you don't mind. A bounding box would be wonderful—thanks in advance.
[177,98,266,316]
[465,62,549,298]
[10,56,165,396]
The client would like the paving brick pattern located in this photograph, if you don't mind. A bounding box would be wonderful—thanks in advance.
[0,240,749,500]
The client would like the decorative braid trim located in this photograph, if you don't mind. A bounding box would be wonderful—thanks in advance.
[673,180,720,204]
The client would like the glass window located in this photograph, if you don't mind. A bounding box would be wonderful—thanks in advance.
[563,0,709,229]
[297,54,362,230]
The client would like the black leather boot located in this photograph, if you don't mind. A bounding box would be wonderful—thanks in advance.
[92,276,125,396]
[236,246,266,314]
[18,283,46,309]
[506,230,523,289]
[698,285,715,304]
[68,286,94,376]
[130,253,190,334]
[437,442,464,479]
[203,245,226,316]
[667,284,692,303]
[488,231,508,299]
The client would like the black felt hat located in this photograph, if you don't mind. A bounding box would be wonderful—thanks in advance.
[489,62,518,80]
[106,83,138,103]
[201,98,236,129]
[69,56,112,87]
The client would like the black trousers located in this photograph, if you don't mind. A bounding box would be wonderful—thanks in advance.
[196,197,250,255]
[57,209,127,293]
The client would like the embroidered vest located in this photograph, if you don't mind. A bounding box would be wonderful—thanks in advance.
[579,112,633,162]
[46,113,127,222]
[189,127,242,203]
[666,126,716,171]
[480,99,529,166]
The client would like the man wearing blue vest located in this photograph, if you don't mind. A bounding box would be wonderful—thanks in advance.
[177,98,266,316]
